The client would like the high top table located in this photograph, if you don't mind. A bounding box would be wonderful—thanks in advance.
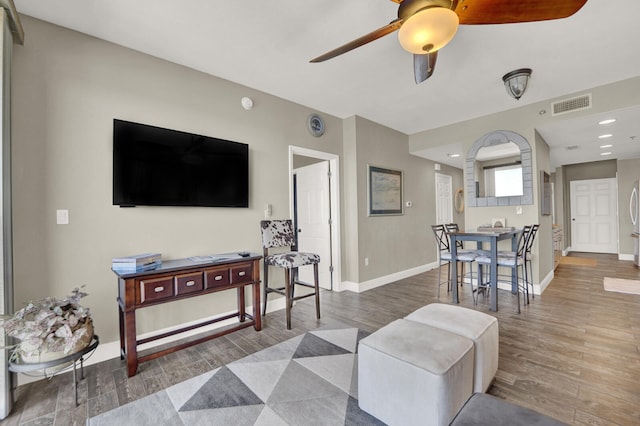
[449,229,521,311]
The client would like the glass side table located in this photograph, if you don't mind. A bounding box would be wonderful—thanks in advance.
[8,335,99,406]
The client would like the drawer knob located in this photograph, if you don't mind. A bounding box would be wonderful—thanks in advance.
[154,286,164,293]
[186,280,195,287]
[238,271,246,277]
[214,275,223,281]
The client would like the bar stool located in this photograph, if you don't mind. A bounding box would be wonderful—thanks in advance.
[260,219,320,330]
[475,229,528,313]
[431,224,478,300]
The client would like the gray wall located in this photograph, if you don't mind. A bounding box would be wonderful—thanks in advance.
[616,158,640,255]
[11,16,463,348]
[535,131,553,281]
[348,117,464,283]
[12,16,346,342]
[409,77,640,284]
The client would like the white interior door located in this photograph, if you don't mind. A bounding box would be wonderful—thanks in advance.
[435,173,453,225]
[570,178,618,253]
[295,161,332,290]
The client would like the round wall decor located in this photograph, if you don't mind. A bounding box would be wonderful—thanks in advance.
[454,187,465,213]
[307,114,325,137]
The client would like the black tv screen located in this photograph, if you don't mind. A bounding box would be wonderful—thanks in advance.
[113,119,249,207]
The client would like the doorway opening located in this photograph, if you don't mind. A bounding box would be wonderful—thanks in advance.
[289,146,341,291]
[435,173,453,225]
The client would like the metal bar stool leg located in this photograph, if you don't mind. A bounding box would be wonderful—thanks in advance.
[262,264,269,316]
[313,263,320,319]
[284,268,292,330]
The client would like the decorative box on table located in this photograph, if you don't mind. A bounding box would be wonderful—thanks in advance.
[112,253,161,272]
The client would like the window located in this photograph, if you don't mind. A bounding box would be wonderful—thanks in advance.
[485,164,523,197]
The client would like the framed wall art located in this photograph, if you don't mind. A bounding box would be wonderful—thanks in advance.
[367,165,403,216]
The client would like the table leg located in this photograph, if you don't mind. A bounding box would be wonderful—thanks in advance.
[72,360,78,406]
[253,281,262,331]
[451,236,459,303]
[123,309,138,377]
[237,286,246,322]
[490,237,498,312]
[118,304,125,360]
[511,233,519,294]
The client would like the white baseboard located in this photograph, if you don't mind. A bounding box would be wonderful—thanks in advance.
[340,261,439,293]
[619,253,634,261]
[537,269,554,294]
[16,298,286,387]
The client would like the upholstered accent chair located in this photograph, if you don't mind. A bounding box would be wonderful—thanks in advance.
[260,219,320,329]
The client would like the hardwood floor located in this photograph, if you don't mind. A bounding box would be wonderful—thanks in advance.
[3,252,640,425]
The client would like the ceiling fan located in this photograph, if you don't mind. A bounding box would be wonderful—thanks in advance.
[310,0,588,84]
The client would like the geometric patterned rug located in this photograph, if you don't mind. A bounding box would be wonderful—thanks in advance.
[88,327,385,425]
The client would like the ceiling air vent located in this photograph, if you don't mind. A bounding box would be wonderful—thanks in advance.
[551,94,592,116]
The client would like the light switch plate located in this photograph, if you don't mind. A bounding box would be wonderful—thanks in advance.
[56,209,69,225]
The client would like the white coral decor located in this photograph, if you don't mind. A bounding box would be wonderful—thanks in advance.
[0,287,93,361]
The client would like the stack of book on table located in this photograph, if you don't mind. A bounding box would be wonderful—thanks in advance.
[112,253,161,273]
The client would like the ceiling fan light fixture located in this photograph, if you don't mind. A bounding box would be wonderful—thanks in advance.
[502,68,532,100]
[398,7,459,54]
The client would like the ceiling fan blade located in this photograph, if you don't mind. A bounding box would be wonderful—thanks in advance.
[414,52,438,84]
[455,0,588,25]
[310,19,403,63]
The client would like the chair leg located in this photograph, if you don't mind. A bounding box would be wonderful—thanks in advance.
[437,261,443,298]
[524,260,536,303]
[262,263,269,316]
[313,263,320,320]
[516,267,521,314]
[284,268,292,330]
[291,267,298,300]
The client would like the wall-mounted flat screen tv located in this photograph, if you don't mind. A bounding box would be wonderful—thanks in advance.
[113,119,249,208]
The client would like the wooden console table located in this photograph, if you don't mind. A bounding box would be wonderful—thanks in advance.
[113,253,262,377]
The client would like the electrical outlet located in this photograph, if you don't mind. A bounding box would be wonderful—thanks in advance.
[56,209,69,225]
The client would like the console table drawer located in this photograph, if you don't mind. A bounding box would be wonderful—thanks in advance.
[231,264,252,284]
[205,268,230,289]
[139,276,174,304]
[175,272,204,296]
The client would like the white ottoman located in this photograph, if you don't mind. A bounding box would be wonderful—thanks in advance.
[358,319,474,426]
[405,303,499,393]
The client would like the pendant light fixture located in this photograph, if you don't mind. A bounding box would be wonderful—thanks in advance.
[398,7,459,54]
[502,68,532,100]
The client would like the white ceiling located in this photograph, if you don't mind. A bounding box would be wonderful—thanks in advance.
[13,0,640,169]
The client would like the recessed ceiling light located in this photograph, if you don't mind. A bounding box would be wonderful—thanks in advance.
[600,144,613,148]
[598,134,613,139]
[600,152,612,156]
[598,119,616,125]
[447,153,460,158]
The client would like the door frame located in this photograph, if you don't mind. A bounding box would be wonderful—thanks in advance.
[435,173,453,225]
[569,177,619,253]
[288,146,343,291]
